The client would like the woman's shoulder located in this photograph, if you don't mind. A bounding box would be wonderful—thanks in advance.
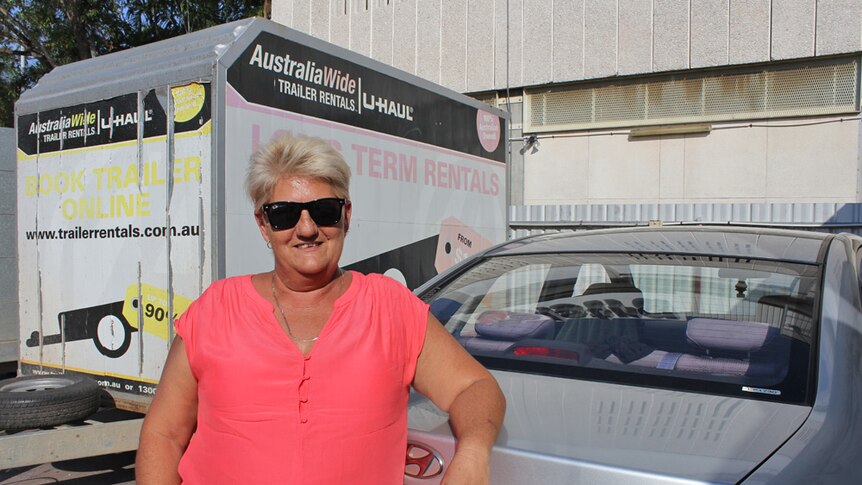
[360,272,413,293]
[181,275,264,325]
[354,272,426,308]
[206,274,251,291]
[196,275,254,303]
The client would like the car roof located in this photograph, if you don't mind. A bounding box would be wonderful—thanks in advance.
[487,225,831,264]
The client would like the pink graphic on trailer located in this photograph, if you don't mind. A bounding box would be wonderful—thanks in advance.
[476,110,501,153]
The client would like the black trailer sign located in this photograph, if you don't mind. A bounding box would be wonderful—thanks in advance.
[227,32,505,163]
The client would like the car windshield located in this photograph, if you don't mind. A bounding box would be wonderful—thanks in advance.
[424,253,819,404]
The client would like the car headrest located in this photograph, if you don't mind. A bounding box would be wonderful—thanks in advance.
[686,318,777,353]
[582,282,643,296]
[429,298,461,324]
[475,311,555,341]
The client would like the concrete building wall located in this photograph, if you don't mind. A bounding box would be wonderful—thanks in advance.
[273,0,862,91]
[0,128,17,365]
[272,1,862,208]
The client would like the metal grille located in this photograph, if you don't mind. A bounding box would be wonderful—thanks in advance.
[507,202,862,239]
[767,63,857,112]
[525,58,860,132]
[596,84,646,122]
[704,73,767,116]
[530,88,593,126]
[645,80,704,119]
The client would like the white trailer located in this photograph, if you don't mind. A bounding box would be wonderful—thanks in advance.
[10,17,507,427]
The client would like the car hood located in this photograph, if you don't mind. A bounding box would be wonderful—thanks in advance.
[407,370,810,484]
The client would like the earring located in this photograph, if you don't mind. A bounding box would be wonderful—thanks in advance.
[266,241,272,249]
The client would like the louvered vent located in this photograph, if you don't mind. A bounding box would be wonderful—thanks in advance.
[471,92,500,109]
[525,58,859,132]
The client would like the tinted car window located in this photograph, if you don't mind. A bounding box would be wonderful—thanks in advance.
[424,253,819,404]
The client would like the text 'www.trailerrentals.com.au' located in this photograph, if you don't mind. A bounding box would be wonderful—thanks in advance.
[25,224,201,241]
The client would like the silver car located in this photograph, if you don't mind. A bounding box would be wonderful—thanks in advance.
[405,226,862,484]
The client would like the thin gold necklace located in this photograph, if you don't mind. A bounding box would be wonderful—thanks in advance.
[270,269,344,343]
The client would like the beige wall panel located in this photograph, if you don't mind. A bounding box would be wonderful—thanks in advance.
[416,0,442,84]
[652,0,689,72]
[816,0,862,55]
[466,0,496,92]
[552,0,584,82]
[330,0,351,48]
[618,0,652,76]
[690,0,728,68]
[523,120,860,205]
[271,0,292,26]
[583,0,617,79]
[371,0,394,65]
[309,0,332,41]
[771,0,815,60]
[349,1,372,57]
[393,0,418,74]
[522,0,554,86]
[523,137,591,204]
[289,0,312,32]
[495,0,523,88]
[658,137,686,201]
[684,128,767,200]
[586,135,662,202]
[441,0,468,92]
[729,0,770,65]
[765,120,858,201]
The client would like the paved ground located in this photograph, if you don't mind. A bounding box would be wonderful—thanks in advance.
[0,451,136,484]
[0,370,139,483]
[0,406,140,485]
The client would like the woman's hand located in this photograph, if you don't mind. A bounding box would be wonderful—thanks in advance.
[441,445,491,485]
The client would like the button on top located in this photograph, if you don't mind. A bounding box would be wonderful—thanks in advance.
[299,358,311,424]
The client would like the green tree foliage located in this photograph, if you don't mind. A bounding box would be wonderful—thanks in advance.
[0,0,269,127]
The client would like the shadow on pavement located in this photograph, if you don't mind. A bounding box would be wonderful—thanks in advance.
[0,450,136,484]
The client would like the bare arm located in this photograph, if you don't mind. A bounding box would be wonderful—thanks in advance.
[412,314,505,484]
[135,337,198,485]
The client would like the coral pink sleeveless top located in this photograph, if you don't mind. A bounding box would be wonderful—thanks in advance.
[174,271,428,484]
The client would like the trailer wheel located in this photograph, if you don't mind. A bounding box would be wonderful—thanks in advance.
[93,314,132,358]
[0,374,101,431]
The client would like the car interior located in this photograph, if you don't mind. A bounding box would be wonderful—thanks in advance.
[429,254,818,397]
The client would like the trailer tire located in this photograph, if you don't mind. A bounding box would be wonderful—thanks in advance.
[0,374,101,431]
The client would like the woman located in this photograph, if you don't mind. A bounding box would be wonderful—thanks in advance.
[136,134,505,484]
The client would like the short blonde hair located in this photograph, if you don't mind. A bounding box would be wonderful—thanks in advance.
[246,134,351,211]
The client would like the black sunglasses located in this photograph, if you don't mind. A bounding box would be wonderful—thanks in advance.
[261,197,346,231]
